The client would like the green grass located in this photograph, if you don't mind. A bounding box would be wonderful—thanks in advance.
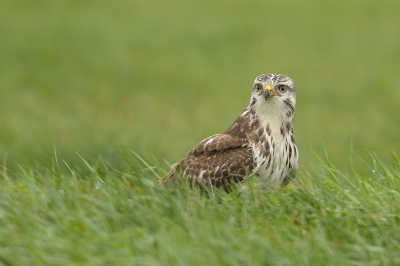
[1,1,400,264]
[0,151,399,265]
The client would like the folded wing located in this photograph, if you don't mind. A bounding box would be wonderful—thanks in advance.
[165,134,254,187]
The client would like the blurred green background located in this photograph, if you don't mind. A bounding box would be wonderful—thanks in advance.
[1,0,399,173]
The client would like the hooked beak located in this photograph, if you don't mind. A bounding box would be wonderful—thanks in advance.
[264,85,277,100]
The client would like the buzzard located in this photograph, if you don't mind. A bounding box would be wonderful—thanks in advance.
[163,73,299,189]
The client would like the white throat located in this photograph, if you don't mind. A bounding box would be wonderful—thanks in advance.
[254,97,289,134]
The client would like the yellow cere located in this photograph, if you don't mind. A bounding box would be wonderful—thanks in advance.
[264,85,273,92]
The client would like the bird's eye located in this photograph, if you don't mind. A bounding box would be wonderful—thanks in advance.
[278,85,287,93]
[254,84,262,93]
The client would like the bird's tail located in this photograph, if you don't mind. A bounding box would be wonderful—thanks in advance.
[158,163,179,185]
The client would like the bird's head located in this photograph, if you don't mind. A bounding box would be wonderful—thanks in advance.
[249,73,296,121]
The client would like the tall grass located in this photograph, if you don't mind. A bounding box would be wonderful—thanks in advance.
[0,151,399,265]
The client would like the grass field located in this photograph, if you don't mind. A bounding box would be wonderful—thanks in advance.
[1,151,399,265]
[1,0,400,264]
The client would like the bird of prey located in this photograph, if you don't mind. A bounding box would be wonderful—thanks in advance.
[163,73,299,189]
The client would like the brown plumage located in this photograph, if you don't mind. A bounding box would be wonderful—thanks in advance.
[162,73,299,189]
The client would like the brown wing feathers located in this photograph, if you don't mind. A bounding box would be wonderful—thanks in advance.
[163,109,254,187]
[192,134,246,156]
[177,146,254,187]
[166,133,254,187]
